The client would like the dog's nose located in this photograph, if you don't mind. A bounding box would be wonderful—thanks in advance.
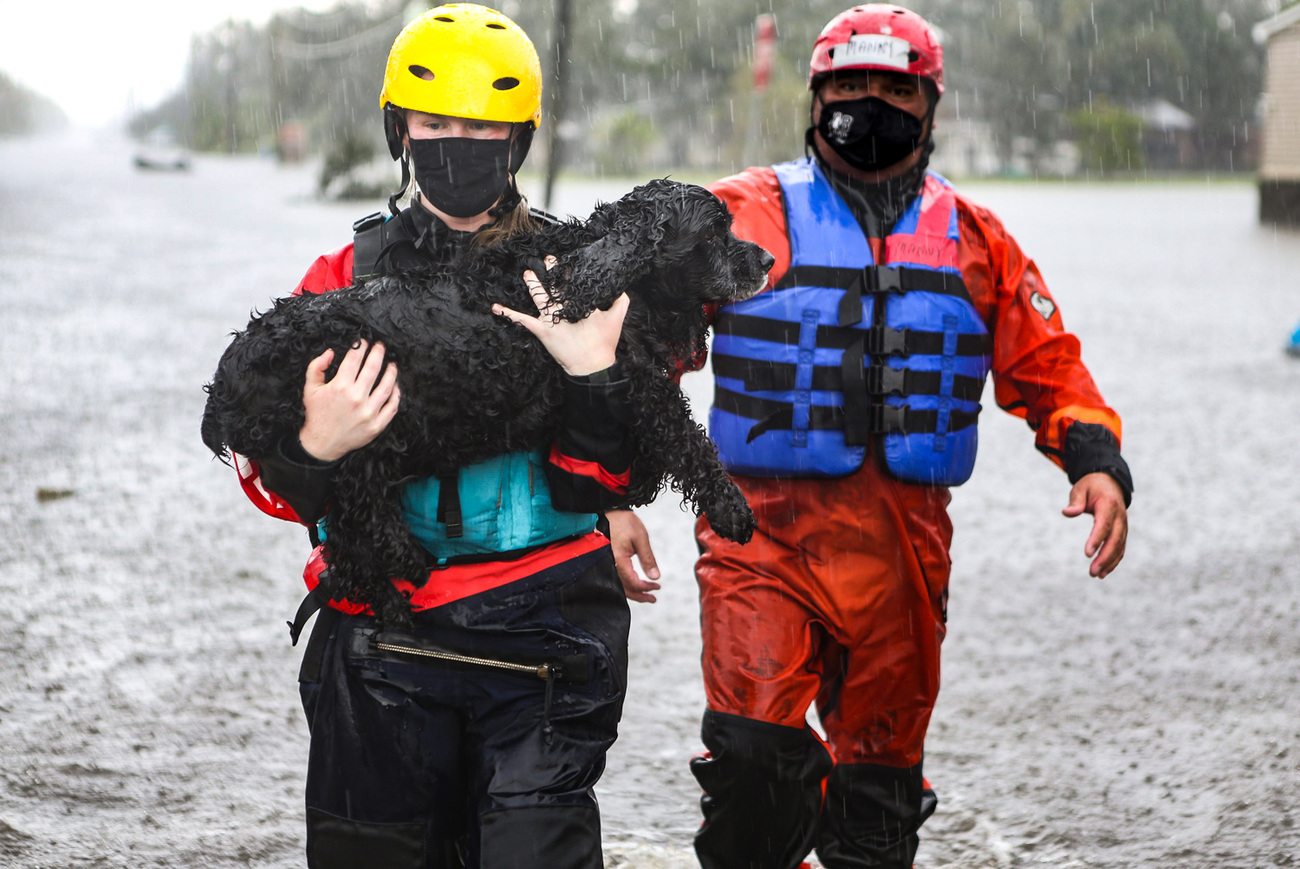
[759,248,775,272]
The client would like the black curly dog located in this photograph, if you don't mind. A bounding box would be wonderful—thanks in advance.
[202,179,773,625]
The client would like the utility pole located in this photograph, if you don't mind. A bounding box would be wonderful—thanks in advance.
[542,0,573,212]
[743,14,777,170]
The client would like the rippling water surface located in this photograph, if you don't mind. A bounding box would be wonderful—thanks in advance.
[1,131,1297,868]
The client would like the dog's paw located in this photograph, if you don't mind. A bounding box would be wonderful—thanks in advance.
[375,586,415,631]
[706,502,756,544]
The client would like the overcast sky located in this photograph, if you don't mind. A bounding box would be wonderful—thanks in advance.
[0,0,347,128]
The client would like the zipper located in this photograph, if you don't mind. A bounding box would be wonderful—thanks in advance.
[374,641,556,680]
[372,637,566,744]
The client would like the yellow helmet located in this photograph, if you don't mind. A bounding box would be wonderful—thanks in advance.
[380,4,542,128]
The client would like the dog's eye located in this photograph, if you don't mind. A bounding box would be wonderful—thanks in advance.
[702,231,719,244]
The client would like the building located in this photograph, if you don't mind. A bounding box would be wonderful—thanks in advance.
[1255,4,1300,226]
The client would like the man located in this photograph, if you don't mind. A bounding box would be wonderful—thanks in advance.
[607,5,1131,868]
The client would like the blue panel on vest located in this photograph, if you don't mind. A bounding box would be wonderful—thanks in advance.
[710,159,991,484]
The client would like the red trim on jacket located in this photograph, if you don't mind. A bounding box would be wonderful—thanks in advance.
[302,531,611,614]
[548,443,631,494]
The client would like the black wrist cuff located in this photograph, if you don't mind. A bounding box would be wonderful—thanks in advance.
[1063,422,1133,507]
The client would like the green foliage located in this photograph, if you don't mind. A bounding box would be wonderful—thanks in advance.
[592,110,657,176]
[128,0,1276,174]
[0,71,68,137]
[318,126,379,195]
[1068,98,1146,173]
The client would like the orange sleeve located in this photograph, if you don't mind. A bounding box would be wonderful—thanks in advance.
[293,244,355,296]
[955,194,1122,468]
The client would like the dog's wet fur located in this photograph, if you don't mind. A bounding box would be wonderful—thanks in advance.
[202,179,772,625]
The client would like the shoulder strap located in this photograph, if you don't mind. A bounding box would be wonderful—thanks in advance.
[351,211,389,280]
[529,205,561,226]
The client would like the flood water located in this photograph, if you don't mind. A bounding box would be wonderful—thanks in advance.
[1,130,1297,868]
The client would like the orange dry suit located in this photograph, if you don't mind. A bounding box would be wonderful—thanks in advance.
[689,158,1130,869]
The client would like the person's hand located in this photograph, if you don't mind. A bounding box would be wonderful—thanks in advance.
[606,509,662,603]
[493,255,630,376]
[1061,472,1128,578]
[298,340,401,462]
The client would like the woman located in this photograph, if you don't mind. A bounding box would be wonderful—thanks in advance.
[234,7,633,867]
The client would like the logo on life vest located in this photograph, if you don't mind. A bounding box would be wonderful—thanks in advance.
[1029,290,1056,321]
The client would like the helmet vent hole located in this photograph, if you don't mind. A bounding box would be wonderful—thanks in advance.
[486,23,507,29]
[908,51,919,62]
[434,15,454,22]
[409,65,436,81]
[492,77,520,90]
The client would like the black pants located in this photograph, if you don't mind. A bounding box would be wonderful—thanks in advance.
[298,546,629,869]
[691,710,938,869]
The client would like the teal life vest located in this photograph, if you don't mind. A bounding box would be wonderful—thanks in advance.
[708,159,992,485]
[398,449,597,564]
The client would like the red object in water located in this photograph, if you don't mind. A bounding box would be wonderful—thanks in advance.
[752,14,777,92]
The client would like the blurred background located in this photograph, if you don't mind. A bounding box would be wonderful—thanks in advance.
[2,2,1299,867]
[3,0,1298,216]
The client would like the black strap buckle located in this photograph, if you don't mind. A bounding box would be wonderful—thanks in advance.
[866,326,910,356]
[870,403,911,434]
[351,211,386,233]
[866,366,909,396]
[865,266,905,293]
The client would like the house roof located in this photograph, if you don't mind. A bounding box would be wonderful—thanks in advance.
[1253,3,1300,44]
[1138,99,1197,131]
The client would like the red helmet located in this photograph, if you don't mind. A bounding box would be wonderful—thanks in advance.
[808,5,944,95]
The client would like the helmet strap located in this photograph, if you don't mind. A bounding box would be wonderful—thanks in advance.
[487,174,523,219]
[388,154,411,217]
[487,122,534,219]
[383,105,407,161]
[383,104,412,217]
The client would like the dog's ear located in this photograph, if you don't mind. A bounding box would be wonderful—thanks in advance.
[559,211,662,310]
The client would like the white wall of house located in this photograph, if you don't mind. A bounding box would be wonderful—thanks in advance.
[1258,11,1300,180]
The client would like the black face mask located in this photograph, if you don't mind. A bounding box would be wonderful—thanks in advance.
[812,96,928,173]
[409,136,514,218]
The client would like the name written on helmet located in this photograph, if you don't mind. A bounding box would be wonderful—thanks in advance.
[831,34,911,71]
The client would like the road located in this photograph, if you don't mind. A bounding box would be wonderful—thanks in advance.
[1,131,1297,868]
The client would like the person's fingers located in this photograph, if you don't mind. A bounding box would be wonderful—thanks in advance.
[606,291,631,323]
[304,348,335,389]
[1061,483,1088,518]
[622,576,661,605]
[521,270,557,317]
[368,360,400,406]
[627,517,660,582]
[493,303,545,338]
[335,339,368,382]
[374,377,401,429]
[607,510,661,603]
[1090,509,1128,578]
[356,341,388,391]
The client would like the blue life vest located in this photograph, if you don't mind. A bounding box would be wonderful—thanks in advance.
[708,159,992,485]
[318,449,596,565]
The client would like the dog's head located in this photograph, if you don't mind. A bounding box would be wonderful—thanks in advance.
[566,179,774,314]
